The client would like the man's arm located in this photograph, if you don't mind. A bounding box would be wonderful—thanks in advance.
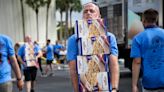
[36,50,42,59]
[17,56,26,66]
[132,58,141,92]
[109,54,119,92]
[68,61,79,92]
[10,55,24,90]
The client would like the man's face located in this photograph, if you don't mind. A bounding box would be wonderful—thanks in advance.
[82,3,100,20]
[25,36,32,43]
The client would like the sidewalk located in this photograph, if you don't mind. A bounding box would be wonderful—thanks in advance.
[13,64,73,92]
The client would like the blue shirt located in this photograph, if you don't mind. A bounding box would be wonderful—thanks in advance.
[18,43,41,69]
[0,34,15,84]
[66,32,118,63]
[53,44,63,55]
[46,44,54,60]
[130,27,164,89]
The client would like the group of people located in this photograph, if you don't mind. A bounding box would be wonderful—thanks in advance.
[66,2,164,92]
[0,33,65,92]
[0,1,164,92]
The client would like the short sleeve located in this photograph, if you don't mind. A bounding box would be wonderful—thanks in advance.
[108,33,118,56]
[130,37,141,58]
[6,37,15,56]
[66,35,78,63]
[18,45,24,58]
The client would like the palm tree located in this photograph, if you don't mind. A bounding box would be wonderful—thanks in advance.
[69,0,82,27]
[56,0,68,40]
[20,0,25,41]
[25,0,47,41]
[45,0,51,40]
[56,0,65,23]
[56,0,82,39]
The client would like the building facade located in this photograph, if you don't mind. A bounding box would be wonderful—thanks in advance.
[0,0,57,43]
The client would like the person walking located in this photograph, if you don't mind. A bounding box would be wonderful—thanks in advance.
[0,34,24,92]
[34,41,43,76]
[44,39,54,76]
[131,9,164,92]
[18,36,42,92]
[66,2,119,92]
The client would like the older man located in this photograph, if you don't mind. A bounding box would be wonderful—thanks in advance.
[66,2,119,92]
[18,36,42,92]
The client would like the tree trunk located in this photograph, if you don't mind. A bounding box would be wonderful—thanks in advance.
[36,9,39,41]
[46,4,50,40]
[59,11,63,40]
[20,0,25,41]
[70,10,72,28]
[65,8,69,39]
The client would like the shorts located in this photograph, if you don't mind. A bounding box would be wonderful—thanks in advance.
[54,53,60,59]
[0,81,12,92]
[23,67,37,81]
[143,87,164,92]
[47,60,53,64]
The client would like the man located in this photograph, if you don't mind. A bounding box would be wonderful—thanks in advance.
[66,2,119,92]
[0,34,24,92]
[18,36,42,92]
[44,39,54,76]
[34,41,43,76]
[131,9,164,92]
[53,40,64,62]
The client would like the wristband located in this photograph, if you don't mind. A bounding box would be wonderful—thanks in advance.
[17,77,22,81]
[112,88,119,92]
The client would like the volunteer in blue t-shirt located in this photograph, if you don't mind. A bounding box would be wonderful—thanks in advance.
[53,40,64,60]
[44,39,54,76]
[131,9,164,92]
[18,36,42,92]
[0,34,24,92]
[66,2,119,92]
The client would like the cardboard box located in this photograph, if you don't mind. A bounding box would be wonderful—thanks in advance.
[78,36,110,55]
[75,19,107,38]
[77,55,110,91]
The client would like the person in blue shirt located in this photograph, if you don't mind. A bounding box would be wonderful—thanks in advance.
[44,39,54,76]
[34,41,43,76]
[66,2,119,92]
[131,9,164,92]
[0,34,24,92]
[18,36,42,92]
[53,40,64,61]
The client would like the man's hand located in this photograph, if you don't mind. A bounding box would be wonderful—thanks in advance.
[17,79,24,90]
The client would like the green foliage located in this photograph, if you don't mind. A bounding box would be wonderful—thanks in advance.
[70,0,82,13]
[25,0,48,11]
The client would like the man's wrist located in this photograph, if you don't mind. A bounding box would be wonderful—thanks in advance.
[17,77,22,81]
[112,87,119,92]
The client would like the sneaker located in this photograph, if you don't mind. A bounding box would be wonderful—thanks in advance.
[31,89,35,92]
[42,74,47,77]
[58,66,61,70]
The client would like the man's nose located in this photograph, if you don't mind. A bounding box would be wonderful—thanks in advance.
[86,10,92,14]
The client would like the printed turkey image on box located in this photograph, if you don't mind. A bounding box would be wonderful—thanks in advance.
[75,19,107,38]
[78,36,110,55]
[77,55,110,92]
[25,43,38,67]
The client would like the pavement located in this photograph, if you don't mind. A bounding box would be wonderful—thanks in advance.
[12,63,134,92]
[13,64,73,92]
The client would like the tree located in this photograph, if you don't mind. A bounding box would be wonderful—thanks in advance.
[45,0,51,40]
[56,0,82,39]
[20,0,25,41]
[25,0,47,41]
[69,0,82,27]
